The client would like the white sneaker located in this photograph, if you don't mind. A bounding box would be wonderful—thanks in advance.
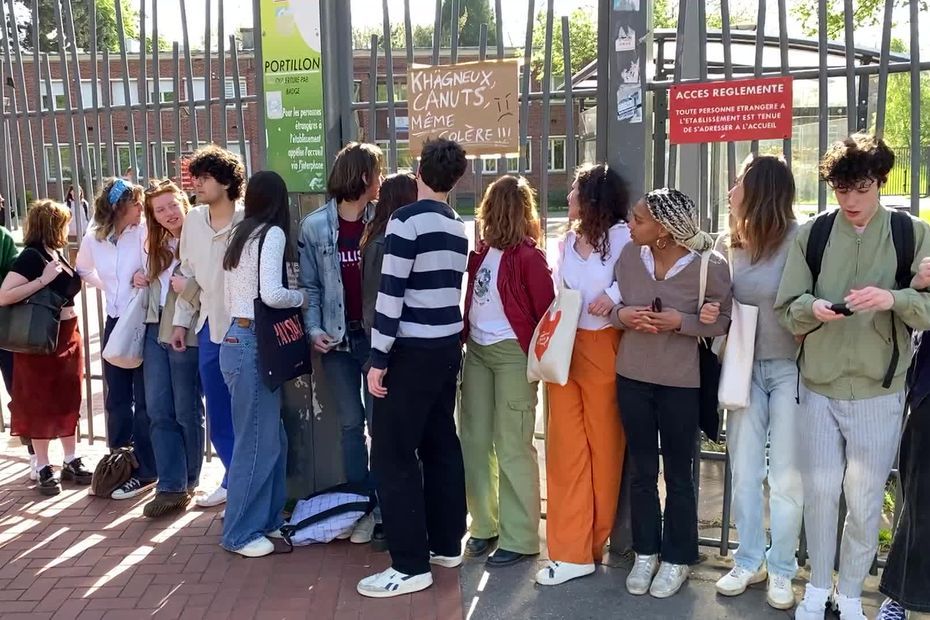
[29,455,37,481]
[715,564,768,596]
[429,552,463,568]
[535,561,595,586]
[626,554,659,595]
[767,573,796,610]
[795,584,832,620]
[336,527,352,540]
[111,477,156,500]
[231,536,274,558]
[649,562,689,598]
[350,513,375,544]
[195,486,227,507]
[833,589,867,620]
[357,568,433,598]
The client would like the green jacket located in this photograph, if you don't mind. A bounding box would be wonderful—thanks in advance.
[0,225,18,283]
[775,207,930,400]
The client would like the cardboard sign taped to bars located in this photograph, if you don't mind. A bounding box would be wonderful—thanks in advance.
[407,59,520,157]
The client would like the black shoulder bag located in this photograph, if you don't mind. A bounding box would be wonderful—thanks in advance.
[254,229,312,390]
[0,250,67,354]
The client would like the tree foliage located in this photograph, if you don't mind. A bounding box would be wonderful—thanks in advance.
[882,38,930,147]
[654,0,757,30]
[530,7,597,83]
[439,0,497,48]
[793,0,929,39]
[10,0,138,53]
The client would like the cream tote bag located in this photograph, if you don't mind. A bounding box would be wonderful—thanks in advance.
[102,288,148,369]
[716,247,759,410]
[526,282,583,385]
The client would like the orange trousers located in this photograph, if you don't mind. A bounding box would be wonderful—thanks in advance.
[545,328,625,564]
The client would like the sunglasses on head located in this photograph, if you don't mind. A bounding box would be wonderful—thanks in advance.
[144,179,175,195]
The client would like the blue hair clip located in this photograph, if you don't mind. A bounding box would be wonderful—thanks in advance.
[108,179,133,206]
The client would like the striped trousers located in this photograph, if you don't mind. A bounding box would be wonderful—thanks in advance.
[799,386,905,598]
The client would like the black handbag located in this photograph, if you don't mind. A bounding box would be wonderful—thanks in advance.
[696,251,722,441]
[0,286,67,355]
[254,229,312,390]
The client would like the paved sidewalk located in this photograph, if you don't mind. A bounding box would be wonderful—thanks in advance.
[0,437,461,620]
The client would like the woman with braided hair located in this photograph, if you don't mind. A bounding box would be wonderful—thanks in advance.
[610,188,732,599]
[535,163,632,587]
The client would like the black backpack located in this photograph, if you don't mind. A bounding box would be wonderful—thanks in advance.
[799,208,915,396]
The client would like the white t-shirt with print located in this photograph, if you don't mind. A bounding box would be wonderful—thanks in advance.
[469,248,518,346]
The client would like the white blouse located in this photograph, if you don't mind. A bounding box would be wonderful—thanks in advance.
[225,225,304,320]
[555,222,632,331]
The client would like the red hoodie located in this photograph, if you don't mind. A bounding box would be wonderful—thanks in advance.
[463,238,555,355]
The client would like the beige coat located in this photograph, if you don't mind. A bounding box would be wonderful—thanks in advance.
[146,265,200,348]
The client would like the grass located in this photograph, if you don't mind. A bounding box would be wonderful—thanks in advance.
[879,528,894,552]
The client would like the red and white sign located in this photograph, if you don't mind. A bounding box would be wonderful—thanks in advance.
[669,76,793,144]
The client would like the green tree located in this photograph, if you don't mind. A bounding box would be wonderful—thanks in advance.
[439,0,497,47]
[881,38,930,147]
[654,0,756,30]
[12,0,138,53]
[793,0,928,39]
[530,7,596,83]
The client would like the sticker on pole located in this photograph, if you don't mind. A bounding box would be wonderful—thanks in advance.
[669,76,793,144]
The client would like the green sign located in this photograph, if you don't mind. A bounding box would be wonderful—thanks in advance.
[260,0,326,193]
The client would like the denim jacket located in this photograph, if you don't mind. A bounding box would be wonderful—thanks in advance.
[297,198,372,342]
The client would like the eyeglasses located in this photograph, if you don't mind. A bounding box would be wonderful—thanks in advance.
[144,179,175,195]
[826,178,876,193]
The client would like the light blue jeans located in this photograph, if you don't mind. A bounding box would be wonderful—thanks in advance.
[219,321,288,552]
[726,358,804,578]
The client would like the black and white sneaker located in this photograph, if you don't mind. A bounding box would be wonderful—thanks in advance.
[61,457,93,485]
[111,477,156,500]
[356,568,433,598]
[37,465,61,496]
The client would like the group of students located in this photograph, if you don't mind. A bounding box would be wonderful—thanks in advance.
[0,132,928,618]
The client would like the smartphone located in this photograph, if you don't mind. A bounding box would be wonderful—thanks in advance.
[829,302,854,316]
[651,297,663,312]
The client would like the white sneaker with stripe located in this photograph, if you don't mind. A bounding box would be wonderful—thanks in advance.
[356,568,433,598]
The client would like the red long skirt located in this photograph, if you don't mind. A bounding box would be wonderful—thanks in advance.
[10,317,83,440]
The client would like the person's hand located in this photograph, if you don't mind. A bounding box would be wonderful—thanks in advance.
[132,270,149,288]
[812,299,845,322]
[643,309,683,332]
[912,257,930,289]
[40,258,62,284]
[475,237,488,253]
[170,326,188,352]
[367,367,388,398]
[699,302,720,325]
[588,293,614,317]
[617,306,658,333]
[170,275,188,294]
[312,333,335,354]
[845,287,895,313]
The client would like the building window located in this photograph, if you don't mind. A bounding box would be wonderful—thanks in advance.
[376,140,413,171]
[376,79,407,103]
[480,142,532,175]
[148,79,176,104]
[224,78,248,107]
[548,137,566,172]
[44,146,73,182]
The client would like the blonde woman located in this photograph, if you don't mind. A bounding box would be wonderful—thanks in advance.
[76,178,155,499]
[140,181,204,518]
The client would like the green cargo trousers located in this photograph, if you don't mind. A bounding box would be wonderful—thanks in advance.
[460,338,541,555]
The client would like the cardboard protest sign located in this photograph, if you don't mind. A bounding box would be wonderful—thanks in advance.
[407,59,520,157]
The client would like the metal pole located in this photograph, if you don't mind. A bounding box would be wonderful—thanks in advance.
[382,0,398,172]
[909,0,921,216]
[229,36,248,174]
[180,0,200,149]
[539,0,554,230]
[42,54,65,201]
[518,0,535,176]
[817,0,828,213]
[204,0,213,143]
[114,0,139,175]
[153,0,165,177]
[218,0,228,148]
[138,0,152,180]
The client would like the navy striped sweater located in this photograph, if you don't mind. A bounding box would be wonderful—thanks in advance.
[370,199,469,369]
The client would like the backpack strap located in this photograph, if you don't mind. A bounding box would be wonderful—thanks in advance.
[883,209,917,389]
[805,209,839,293]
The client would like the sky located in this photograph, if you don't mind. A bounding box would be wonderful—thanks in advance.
[138,0,929,56]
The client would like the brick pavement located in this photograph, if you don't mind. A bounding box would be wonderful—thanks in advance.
[0,437,463,620]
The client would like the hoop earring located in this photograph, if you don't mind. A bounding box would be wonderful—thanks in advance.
[656,237,669,250]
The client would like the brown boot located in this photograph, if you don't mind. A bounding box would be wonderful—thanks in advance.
[143,492,191,518]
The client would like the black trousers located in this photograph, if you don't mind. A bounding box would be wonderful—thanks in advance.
[372,341,466,576]
[880,399,930,612]
[616,374,699,565]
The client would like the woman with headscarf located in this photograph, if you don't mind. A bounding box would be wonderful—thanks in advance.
[610,188,732,599]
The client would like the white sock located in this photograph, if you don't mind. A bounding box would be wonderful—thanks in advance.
[35,460,50,472]
[64,453,76,464]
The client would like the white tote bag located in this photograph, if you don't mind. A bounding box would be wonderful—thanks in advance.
[715,247,759,410]
[102,288,148,369]
[526,283,583,386]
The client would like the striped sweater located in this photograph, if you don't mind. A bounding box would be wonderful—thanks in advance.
[370,199,469,370]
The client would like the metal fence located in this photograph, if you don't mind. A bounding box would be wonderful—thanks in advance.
[0,0,921,566]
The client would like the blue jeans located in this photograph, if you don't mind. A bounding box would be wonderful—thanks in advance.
[219,321,287,551]
[726,358,804,578]
[143,324,205,493]
[103,316,155,481]
[199,320,234,488]
[320,327,374,487]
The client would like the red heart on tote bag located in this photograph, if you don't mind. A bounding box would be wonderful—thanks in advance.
[535,309,562,361]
